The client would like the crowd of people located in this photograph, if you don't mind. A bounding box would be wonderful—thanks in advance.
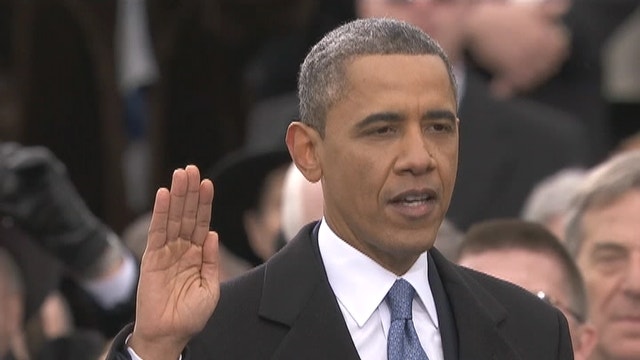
[1,1,639,359]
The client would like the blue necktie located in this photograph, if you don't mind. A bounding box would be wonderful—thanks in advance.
[386,279,429,360]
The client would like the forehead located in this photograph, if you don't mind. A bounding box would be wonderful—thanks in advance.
[581,190,640,250]
[459,249,568,296]
[345,53,450,82]
[338,54,455,103]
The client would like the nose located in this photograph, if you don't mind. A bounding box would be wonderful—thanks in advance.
[394,125,435,176]
[622,250,640,298]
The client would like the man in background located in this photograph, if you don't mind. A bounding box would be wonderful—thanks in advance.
[457,219,597,359]
[565,150,640,360]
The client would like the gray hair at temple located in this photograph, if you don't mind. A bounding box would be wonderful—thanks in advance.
[565,150,640,256]
[521,168,587,229]
[298,17,458,136]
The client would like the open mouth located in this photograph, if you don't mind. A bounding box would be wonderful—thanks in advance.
[389,189,438,218]
[391,189,437,204]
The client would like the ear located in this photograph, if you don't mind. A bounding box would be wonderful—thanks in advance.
[285,122,322,183]
[573,323,598,360]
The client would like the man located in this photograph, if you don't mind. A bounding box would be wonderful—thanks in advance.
[106,18,572,359]
[457,219,597,359]
[356,0,590,231]
[564,150,640,360]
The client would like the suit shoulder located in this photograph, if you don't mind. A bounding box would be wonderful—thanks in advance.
[455,264,568,327]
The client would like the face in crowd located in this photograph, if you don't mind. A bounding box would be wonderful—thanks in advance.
[573,189,640,360]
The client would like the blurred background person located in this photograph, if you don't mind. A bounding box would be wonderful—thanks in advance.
[464,0,640,163]
[1,0,345,235]
[457,219,598,360]
[521,168,587,240]
[279,163,324,245]
[565,150,640,360]
[356,0,590,231]
[0,244,106,360]
[0,142,138,357]
[206,146,291,267]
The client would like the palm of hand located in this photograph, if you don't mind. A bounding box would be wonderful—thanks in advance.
[137,237,219,340]
[130,165,220,357]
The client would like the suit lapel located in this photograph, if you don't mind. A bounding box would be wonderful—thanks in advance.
[259,223,360,360]
[258,224,522,359]
[430,249,522,360]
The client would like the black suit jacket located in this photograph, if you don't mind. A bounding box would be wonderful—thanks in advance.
[448,71,590,230]
[108,222,573,359]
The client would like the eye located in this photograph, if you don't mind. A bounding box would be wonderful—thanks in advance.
[369,126,397,136]
[427,122,454,133]
[592,248,627,274]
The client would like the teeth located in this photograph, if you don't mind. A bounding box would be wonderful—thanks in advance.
[404,194,428,202]
[401,195,429,206]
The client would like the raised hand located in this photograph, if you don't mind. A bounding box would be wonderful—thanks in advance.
[128,165,220,360]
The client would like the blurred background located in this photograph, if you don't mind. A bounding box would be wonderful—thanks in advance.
[0,0,637,234]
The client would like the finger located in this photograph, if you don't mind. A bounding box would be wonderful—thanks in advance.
[178,165,202,241]
[191,179,214,247]
[201,230,220,296]
[147,188,170,251]
[166,168,188,243]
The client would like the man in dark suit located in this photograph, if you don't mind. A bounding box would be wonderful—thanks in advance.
[107,18,572,359]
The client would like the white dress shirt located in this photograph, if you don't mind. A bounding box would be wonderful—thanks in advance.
[318,219,444,360]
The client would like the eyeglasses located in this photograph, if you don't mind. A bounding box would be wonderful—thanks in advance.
[534,291,585,324]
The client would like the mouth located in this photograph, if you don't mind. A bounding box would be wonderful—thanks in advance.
[613,315,640,323]
[388,188,438,219]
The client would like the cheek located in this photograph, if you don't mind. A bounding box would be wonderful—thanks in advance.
[584,275,617,311]
[437,150,459,187]
[326,151,386,206]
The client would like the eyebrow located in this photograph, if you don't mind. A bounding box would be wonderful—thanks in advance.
[355,109,457,131]
[591,242,628,253]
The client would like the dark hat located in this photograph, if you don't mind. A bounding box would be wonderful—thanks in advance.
[0,217,62,321]
[206,148,291,266]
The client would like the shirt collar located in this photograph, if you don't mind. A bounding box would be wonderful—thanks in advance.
[318,219,439,329]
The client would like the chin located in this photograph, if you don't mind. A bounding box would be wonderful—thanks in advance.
[391,234,436,255]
